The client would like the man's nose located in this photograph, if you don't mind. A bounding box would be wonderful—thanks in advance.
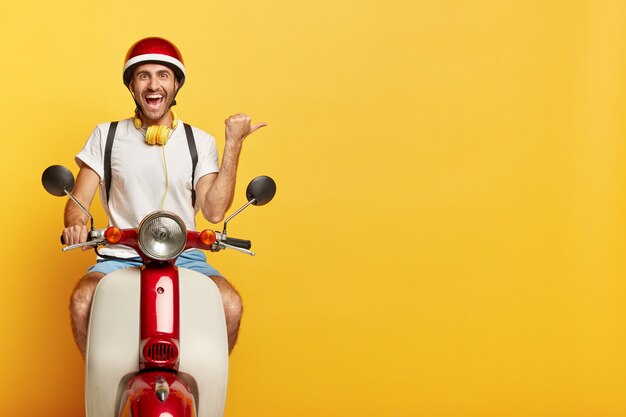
[148,76,159,90]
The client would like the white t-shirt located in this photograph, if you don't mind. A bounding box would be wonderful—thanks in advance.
[76,118,220,258]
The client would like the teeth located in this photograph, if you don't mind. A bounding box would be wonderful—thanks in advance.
[147,94,163,99]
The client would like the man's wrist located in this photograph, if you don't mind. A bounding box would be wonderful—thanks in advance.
[224,139,243,152]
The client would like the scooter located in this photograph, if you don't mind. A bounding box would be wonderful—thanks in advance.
[42,165,276,417]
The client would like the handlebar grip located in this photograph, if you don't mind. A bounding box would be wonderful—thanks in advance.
[225,237,252,250]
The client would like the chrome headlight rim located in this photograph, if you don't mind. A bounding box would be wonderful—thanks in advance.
[137,211,187,261]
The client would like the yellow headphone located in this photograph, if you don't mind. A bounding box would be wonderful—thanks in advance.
[134,109,179,145]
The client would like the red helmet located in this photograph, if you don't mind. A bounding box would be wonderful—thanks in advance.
[123,37,186,87]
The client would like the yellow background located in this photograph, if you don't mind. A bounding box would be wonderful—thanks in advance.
[2,0,626,416]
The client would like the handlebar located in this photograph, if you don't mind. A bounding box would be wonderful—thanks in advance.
[60,228,107,252]
[61,227,254,256]
[62,240,103,252]
[224,237,252,250]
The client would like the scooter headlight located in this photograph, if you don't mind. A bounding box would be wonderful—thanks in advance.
[138,212,187,261]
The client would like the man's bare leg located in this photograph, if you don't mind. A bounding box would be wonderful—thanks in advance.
[70,272,105,358]
[210,275,243,353]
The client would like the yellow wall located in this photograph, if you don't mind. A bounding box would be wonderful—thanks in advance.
[2,0,626,416]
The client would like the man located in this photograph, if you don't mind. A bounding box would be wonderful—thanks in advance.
[63,37,265,357]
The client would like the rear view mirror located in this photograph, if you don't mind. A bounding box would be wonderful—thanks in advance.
[246,176,277,206]
[42,165,75,197]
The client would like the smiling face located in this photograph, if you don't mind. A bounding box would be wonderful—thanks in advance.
[129,63,180,126]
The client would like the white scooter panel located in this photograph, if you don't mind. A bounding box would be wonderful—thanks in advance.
[85,266,229,417]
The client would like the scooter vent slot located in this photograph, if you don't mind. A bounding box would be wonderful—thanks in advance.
[145,342,176,362]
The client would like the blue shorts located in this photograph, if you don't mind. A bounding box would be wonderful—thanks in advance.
[87,249,222,277]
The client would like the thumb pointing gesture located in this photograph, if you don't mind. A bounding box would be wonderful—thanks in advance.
[225,113,267,143]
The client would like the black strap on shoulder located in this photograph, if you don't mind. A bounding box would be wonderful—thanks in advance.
[104,121,119,204]
[183,123,198,207]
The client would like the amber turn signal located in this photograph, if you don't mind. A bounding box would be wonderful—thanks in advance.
[199,229,216,246]
[105,227,123,244]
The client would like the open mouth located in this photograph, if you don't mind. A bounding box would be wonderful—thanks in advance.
[145,94,165,108]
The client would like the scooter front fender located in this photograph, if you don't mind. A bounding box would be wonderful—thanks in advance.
[118,372,196,417]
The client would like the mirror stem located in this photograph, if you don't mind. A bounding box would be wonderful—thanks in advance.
[64,189,95,231]
[222,199,256,235]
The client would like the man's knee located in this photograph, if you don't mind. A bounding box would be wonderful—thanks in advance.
[209,275,243,319]
[70,272,105,318]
